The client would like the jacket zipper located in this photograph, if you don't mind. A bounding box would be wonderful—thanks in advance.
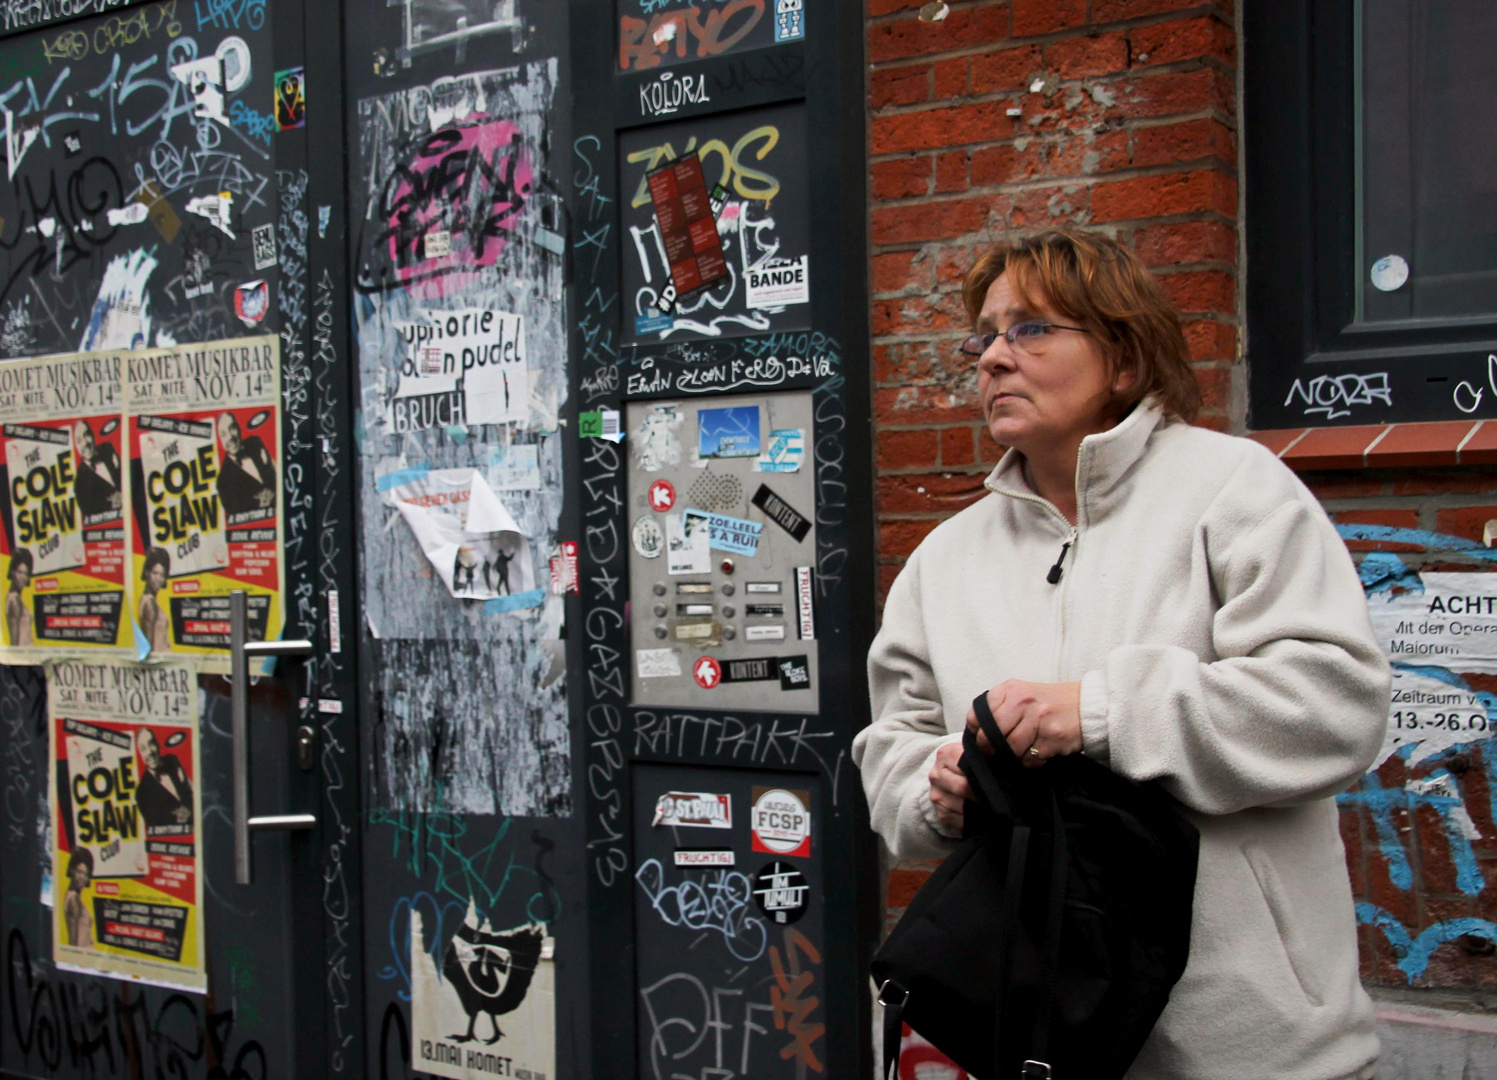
[1046,529,1078,584]
[989,486,1079,680]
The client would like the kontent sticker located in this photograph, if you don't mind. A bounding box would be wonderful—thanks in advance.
[0,352,132,661]
[125,336,284,667]
[49,658,203,992]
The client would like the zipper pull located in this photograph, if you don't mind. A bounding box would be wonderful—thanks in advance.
[1046,529,1078,584]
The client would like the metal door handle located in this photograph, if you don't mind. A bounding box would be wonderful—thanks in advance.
[231,590,315,885]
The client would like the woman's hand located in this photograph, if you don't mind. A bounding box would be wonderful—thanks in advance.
[927,741,971,835]
[966,680,1083,767]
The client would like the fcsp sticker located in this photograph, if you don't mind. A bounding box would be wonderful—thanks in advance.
[652,791,732,829]
[752,861,809,925]
[750,786,811,858]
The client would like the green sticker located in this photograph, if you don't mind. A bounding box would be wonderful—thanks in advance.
[579,411,603,438]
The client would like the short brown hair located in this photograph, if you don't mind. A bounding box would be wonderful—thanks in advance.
[961,228,1201,422]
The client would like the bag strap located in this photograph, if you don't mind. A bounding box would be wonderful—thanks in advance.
[880,981,904,1080]
[1023,790,1068,1079]
[994,822,1032,1079]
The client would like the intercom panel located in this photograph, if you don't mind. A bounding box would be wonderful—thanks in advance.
[626,391,818,712]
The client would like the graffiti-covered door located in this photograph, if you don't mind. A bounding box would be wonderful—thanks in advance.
[0,0,362,1071]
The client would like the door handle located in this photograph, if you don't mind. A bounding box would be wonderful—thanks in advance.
[231,590,315,885]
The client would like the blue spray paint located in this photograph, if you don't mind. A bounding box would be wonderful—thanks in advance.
[1356,903,1497,979]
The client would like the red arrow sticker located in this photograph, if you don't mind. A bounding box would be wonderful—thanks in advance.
[692,655,722,689]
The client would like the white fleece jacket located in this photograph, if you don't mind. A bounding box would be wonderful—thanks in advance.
[856,401,1391,1080]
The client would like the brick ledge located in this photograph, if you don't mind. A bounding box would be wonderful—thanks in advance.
[1248,421,1497,470]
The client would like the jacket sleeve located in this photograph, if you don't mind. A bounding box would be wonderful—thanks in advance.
[854,552,964,860]
[1079,492,1391,815]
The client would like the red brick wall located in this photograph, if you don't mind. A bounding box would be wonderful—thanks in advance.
[868,0,1239,602]
[864,0,1497,1002]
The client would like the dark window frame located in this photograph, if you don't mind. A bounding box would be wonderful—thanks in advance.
[1244,0,1497,429]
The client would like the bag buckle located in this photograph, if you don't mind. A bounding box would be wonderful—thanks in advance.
[1021,1061,1052,1080]
[876,980,908,1008]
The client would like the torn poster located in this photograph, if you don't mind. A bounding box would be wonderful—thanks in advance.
[391,309,529,433]
[0,352,133,661]
[383,468,537,602]
[410,905,555,1080]
[50,658,204,993]
[125,337,284,668]
[666,511,710,575]
[1367,571,1497,673]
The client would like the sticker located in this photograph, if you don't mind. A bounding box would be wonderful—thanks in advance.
[636,647,681,679]
[580,408,621,441]
[746,581,782,594]
[409,908,555,1080]
[424,230,452,258]
[698,406,761,459]
[796,566,815,640]
[630,517,663,560]
[666,513,711,575]
[317,699,343,714]
[682,508,763,557]
[317,205,330,239]
[634,405,683,472]
[489,444,540,491]
[752,485,811,542]
[778,654,811,691]
[648,479,676,512]
[744,624,785,642]
[106,203,150,227]
[170,56,228,127]
[675,849,734,868]
[720,657,778,683]
[645,154,730,302]
[62,130,82,156]
[185,192,233,239]
[677,603,713,617]
[4,109,40,180]
[635,312,674,335]
[549,541,579,595]
[251,224,277,271]
[751,787,811,858]
[216,36,252,92]
[745,603,784,617]
[676,582,713,594]
[233,280,269,326]
[745,255,810,308]
[676,621,719,645]
[273,67,306,130]
[1370,254,1409,292]
[753,862,809,925]
[755,428,804,473]
[773,0,805,42]
[327,588,341,652]
[653,791,731,828]
[692,655,722,688]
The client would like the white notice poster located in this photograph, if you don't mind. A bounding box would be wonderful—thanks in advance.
[1367,572,1497,673]
[383,469,536,601]
[410,905,555,1080]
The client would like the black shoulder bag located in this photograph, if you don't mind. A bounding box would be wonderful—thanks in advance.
[871,693,1200,1080]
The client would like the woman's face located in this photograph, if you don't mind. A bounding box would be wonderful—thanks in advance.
[975,273,1125,458]
[70,862,90,890]
[11,564,29,590]
[146,564,165,592]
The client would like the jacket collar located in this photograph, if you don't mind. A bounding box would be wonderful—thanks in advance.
[982,398,1167,528]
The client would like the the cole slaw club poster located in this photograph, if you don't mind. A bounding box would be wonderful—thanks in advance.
[125,336,284,667]
[49,657,205,992]
[0,353,131,659]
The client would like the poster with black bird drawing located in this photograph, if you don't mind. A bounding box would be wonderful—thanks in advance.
[410,904,555,1079]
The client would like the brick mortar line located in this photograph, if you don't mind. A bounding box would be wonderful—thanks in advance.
[869,159,1238,188]
[867,78,1233,118]
[867,107,1237,136]
[870,259,1240,287]
[868,50,1234,86]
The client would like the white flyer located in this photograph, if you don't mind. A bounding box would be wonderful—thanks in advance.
[665,512,710,576]
[383,469,535,600]
[1367,572,1497,673]
[410,906,555,1080]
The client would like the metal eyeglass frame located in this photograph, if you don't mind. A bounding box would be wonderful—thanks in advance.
[960,321,1089,357]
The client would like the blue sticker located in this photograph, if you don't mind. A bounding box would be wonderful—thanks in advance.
[698,406,761,459]
[774,0,804,41]
[636,312,674,335]
[484,588,546,615]
[684,508,763,557]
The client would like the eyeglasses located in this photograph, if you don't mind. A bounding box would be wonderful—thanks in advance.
[960,320,1089,356]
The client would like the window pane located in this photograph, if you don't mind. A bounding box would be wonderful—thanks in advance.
[1358,0,1497,322]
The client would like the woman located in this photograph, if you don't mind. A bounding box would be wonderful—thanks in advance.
[6,548,33,647]
[855,229,1390,1080]
[64,848,94,947]
[138,547,171,655]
